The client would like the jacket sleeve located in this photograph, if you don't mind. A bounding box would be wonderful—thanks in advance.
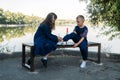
[43,25,58,42]
[81,27,88,37]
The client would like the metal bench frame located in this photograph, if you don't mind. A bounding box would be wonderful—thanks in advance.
[22,42,101,72]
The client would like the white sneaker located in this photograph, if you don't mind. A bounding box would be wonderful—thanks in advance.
[80,61,86,68]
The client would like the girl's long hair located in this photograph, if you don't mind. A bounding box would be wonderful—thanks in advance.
[41,12,57,30]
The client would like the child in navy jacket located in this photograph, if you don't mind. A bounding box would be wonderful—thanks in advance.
[27,13,62,68]
[63,15,88,68]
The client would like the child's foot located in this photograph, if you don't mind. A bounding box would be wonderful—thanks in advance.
[80,61,86,68]
[41,58,47,68]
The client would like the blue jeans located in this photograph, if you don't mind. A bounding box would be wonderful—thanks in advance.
[63,32,88,60]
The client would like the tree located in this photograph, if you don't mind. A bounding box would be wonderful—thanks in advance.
[79,0,120,40]
[0,7,42,25]
[13,12,25,24]
[4,10,12,24]
[0,8,5,24]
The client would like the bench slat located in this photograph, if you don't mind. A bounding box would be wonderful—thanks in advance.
[22,42,101,47]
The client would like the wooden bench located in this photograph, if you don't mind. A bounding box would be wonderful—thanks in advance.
[22,42,101,72]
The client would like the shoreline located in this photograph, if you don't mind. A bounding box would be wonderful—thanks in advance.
[0,24,75,27]
[0,24,27,27]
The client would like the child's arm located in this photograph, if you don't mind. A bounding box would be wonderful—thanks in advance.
[73,37,84,48]
[73,27,88,47]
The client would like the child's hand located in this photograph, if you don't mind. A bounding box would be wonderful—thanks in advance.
[58,37,63,42]
[73,43,79,48]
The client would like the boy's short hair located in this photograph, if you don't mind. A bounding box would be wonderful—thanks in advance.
[76,15,85,21]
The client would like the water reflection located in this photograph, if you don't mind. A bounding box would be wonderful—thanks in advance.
[0,26,37,53]
[0,26,37,42]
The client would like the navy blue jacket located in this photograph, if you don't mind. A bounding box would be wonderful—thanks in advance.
[34,24,58,56]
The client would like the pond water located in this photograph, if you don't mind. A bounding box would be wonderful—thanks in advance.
[0,25,120,54]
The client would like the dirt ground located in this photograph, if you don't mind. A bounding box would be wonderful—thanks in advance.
[0,54,120,80]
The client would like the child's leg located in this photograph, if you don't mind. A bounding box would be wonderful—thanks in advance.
[63,32,80,42]
[79,41,88,60]
[79,41,88,68]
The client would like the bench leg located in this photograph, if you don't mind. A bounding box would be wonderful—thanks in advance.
[22,44,25,66]
[30,46,34,72]
[87,44,101,64]
[98,44,101,64]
